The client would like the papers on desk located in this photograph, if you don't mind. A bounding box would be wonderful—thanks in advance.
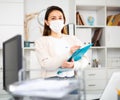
[9,79,78,98]
[57,67,75,77]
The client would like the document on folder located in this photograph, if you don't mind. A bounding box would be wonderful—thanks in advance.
[67,43,93,62]
[57,43,92,76]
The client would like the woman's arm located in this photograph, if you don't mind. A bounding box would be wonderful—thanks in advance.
[61,35,89,70]
[61,52,89,70]
[35,39,63,71]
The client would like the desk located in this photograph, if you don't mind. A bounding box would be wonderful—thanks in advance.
[0,90,101,100]
[0,90,14,100]
[7,76,86,100]
[13,94,80,100]
[2,70,87,100]
[0,91,80,100]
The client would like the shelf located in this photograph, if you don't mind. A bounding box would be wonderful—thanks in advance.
[76,0,106,6]
[106,26,120,47]
[86,67,107,70]
[106,47,120,48]
[106,0,120,7]
[107,6,120,11]
[24,47,35,50]
[107,48,120,68]
[106,6,120,18]
[76,5,105,10]
[76,5,106,26]
[91,48,106,67]
[76,25,105,28]
[91,46,105,49]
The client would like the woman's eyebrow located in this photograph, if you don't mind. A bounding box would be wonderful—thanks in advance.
[49,16,56,18]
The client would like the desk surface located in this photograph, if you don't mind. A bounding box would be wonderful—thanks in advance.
[0,90,80,100]
[0,89,101,100]
[0,90,13,100]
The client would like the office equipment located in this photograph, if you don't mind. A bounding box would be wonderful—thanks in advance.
[3,35,23,91]
[57,43,92,77]
[100,72,120,100]
[57,68,74,77]
[9,78,79,99]
[67,43,92,62]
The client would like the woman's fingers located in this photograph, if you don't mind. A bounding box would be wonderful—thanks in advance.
[61,60,74,68]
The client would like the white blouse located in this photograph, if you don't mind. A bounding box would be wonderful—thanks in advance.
[35,34,89,78]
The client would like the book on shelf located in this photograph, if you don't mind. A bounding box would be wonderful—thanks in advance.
[112,14,120,26]
[118,21,120,26]
[92,29,102,46]
[76,12,85,25]
[107,15,115,26]
[107,13,120,26]
[76,12,82,25]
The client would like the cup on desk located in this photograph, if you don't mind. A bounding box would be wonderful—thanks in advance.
[24,41,35,47]
[24,41,30,47]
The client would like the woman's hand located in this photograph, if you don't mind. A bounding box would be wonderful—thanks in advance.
[61,45,81,69]
[70,45,81,54]
[61,59,74,68]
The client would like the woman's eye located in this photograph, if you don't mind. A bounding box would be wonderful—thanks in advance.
[49,17,63,20]
[51,18,56,20]
[59,18,63,20]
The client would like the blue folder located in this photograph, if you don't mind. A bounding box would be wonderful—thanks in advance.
[67,43,93,62]
[57,43,93,75]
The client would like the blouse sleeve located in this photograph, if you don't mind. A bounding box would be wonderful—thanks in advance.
[35,39,62,71]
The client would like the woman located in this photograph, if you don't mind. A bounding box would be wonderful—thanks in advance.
[35,6,88,78]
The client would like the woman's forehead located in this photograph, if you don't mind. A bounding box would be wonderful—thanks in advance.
[48,10,63,17]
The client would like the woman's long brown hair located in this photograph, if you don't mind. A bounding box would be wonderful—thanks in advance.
[43,6,67,36]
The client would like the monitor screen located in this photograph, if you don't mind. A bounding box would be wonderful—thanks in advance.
[3,35,23,90]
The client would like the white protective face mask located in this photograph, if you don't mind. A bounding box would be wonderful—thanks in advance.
[49,20,65,34]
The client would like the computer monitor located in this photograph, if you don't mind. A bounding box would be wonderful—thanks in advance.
[3,35,23,90]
